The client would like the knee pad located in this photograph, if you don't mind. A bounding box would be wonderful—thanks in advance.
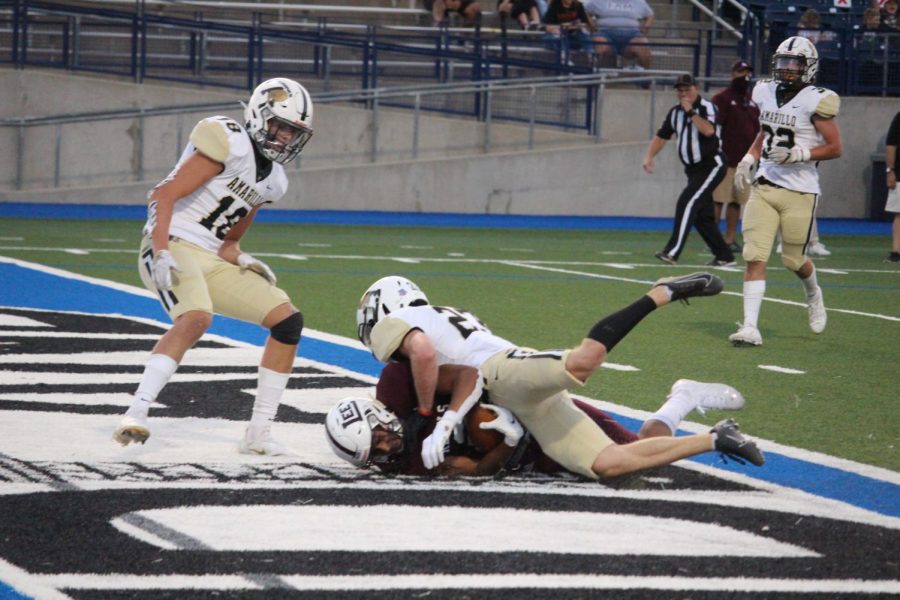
[742,239,771,264]
[780,244,806,271]
[270,311,303,345]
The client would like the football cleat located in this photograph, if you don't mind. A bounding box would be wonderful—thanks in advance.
[113,415,150,446]
[711,418,765,466]
[707,258,737,267]
[239,424,295,456]
[654,272,723,302]
[807,288,827,334]
[729,323,763,346]
[654,251,677,265]
[808,242,831,257]
[670,379,745,416]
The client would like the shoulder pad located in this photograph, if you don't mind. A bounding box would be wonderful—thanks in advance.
[814,91,840,119]
[189,117,251,164]
[370,317,415,363]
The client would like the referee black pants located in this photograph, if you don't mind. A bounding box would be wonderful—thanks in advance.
[661,155,734,262]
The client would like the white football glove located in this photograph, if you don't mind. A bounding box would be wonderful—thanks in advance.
[478,404,524,447]
[733,154,755,195]
[421,409,459,469]
[766,146,810,165]
[237,252,277,285]
[151,250,180,291]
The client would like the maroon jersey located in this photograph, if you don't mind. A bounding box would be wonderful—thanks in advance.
[712,81,761,167]
[373,361,638,477]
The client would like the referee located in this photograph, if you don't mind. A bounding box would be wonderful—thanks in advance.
[642,73,736,266]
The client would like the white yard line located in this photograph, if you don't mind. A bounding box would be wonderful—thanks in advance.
[758,365,806,375]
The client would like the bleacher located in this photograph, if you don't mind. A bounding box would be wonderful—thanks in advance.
[0,0,895,97]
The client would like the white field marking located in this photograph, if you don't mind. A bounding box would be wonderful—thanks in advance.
[0,236,24,241]
[400,245,432,249]
[1,331,165,340]
[392,258,420,264]
[280,254,308,261]
[0,256,895,483]
[0,371,346,386]
[94,238,126,243]
[600,362,640,371]
[447,252,465,257]
[63,248,90,255]
[498,247,535,253]
[39,574,258,591]
[0,256,372,355]
[35,573,900,594]
[758,365,806,375]
[597,263,637,270]
[120,504,818,557]
[601,251,632,255]
[0,392,165,407]
[268,386,375,415]
[501,260,900,323]
[573,394,900,486]
[817,268,849,275]
[111,519,181,551]
[0,558,72,600]
[296,243,331,247]
[0,314,54,327]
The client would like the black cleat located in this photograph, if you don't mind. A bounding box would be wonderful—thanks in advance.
[654,271,723,303]
[654,251,677,265]
[711,418,765,466]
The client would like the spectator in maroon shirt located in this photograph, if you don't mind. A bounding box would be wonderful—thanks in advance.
[711,60,760,252]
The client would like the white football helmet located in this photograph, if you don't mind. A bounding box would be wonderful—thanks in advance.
[325,397,403,467]
[356,276,429,348]
[771,36,818,89]
[243,77,314,165]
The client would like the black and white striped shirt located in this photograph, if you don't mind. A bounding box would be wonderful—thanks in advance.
[657,97,722,167]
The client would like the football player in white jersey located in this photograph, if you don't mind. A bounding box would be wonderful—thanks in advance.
[352,274,765,480]
[113,78,314,454]
[730,36,843,347]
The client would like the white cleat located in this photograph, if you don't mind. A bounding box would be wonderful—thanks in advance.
[113,415,150,446]
[808,287,827,334]
[239,424,295,456]
[808,242,831,257]
[729,324,763,347]
[670,379,746,415]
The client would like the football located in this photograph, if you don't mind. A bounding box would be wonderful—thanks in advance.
[465,405,503,452]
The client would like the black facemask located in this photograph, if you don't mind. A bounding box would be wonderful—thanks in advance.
[731,75,751,94]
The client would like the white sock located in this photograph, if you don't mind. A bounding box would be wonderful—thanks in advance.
[742,280,766,329]
[800,268,819,299]
[128,354,178,418]
[648,389,695,435]
[250,367,291,428]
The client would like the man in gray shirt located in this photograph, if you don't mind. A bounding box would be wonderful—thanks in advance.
[584,0,654,68]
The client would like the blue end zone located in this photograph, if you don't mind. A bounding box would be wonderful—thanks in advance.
[0,202,891,235]
[0,583,29,600]
[1,260,897,518]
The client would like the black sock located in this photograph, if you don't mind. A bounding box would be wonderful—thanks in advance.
[586,295,657,352]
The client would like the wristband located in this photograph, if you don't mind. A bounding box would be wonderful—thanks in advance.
[888,168,894,173]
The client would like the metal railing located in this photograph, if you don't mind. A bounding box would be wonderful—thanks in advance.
[1,71,711,190]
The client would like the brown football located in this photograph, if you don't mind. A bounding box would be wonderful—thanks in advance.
[465,405,503,452]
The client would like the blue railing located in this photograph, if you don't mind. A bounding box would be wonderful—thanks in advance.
[0,0,700,93]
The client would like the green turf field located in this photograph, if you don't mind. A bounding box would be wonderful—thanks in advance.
[1,217,897,471]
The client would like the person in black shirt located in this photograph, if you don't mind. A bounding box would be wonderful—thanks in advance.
[885,110,900,263]
[642,74,736,266]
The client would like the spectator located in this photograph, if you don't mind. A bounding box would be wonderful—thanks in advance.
[882,0,899,29]
[712,59,760,253]
[497,0,542,30]
[426,0,483,27]
[584,0,654,69]
[885,110,900,262]
[643,74,736,267]
[797,8,828,44]
[542,0,595,58]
